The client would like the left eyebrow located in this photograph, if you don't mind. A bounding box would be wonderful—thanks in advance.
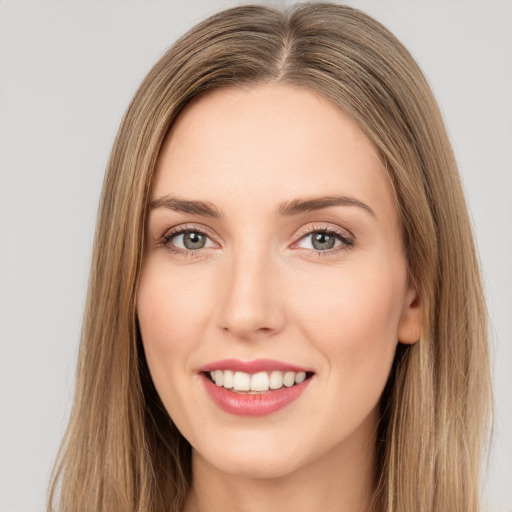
[277,195,375,218]
[148,194,375,218]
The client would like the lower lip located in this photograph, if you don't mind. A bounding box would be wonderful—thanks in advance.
[201,374,312,416]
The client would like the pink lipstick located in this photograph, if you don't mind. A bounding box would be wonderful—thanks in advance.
[199,359,313,416]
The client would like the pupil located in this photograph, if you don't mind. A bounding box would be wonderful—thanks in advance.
[184,232,206,249]
[312,232,335,250]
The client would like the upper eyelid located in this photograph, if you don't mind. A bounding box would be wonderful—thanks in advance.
[294,223,354,240]
[162,223,219,241]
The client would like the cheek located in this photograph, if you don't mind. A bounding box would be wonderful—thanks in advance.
[291,257,406,401]
[137,260,211,355]
[296,263,405,343]
[137,262,214,436]
[137,262,203,400]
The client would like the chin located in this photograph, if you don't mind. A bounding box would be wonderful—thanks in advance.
[193,434,308,480]
[206,451,303,480]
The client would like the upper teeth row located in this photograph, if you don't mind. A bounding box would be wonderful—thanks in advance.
[210,370,306,392]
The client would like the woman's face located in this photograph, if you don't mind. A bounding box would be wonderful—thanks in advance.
[137,84,421,479]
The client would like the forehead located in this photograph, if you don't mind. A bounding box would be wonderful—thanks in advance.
[152,84,395,223]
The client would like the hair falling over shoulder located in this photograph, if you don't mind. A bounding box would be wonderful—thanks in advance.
[47,3,492,512]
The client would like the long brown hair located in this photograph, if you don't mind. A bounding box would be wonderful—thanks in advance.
[48,3,492,511]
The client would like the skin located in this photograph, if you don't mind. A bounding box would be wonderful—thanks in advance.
[137,84,422,512]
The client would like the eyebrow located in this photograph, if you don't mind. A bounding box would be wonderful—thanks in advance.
[277,195,374,217]
[149,194,375,218]
[149,195,223,218]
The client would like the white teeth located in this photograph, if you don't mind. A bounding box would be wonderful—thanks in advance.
[283,371,296,387]
[233,371,251,391]
[269,371,283,390]
[222,370,234,389]
[295,372,306,384]
[209,369,309,391]
[250,372,269,391]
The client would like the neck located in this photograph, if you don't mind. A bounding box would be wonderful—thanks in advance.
[184,408,379,512]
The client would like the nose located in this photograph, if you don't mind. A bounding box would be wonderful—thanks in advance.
[217,245,285,341]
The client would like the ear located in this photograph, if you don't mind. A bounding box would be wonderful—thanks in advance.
[397,280,422,345]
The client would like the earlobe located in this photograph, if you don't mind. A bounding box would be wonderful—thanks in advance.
[397,283,422,345]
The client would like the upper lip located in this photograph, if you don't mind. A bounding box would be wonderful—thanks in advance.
[199,358,312,374]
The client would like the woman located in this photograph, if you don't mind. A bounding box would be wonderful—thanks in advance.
[48,3,492,511]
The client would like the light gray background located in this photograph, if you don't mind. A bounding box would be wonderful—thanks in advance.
[0,1,510,511]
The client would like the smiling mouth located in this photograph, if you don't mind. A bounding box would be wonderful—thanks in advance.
[205,370,314,393]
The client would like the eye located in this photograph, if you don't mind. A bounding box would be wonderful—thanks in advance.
[294,226,354,254]
[161,226,216,255]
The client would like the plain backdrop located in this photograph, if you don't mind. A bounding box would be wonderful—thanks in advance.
[0,1,511,511]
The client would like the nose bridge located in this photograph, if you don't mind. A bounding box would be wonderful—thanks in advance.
[217,239,284,340]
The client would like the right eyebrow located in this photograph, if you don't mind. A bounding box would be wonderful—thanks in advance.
[149,195,223,218]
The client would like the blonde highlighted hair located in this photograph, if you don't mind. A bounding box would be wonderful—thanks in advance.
[48,3,492,511]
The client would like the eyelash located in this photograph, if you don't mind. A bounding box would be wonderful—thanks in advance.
[159,224,355,259]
